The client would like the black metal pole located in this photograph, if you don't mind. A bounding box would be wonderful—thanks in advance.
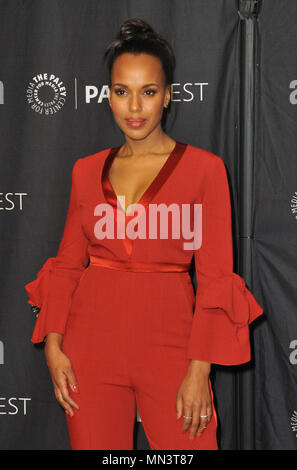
[237,0,260,450]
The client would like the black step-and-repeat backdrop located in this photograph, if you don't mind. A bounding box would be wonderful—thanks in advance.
[0,0,295,450]
[254,0,297,450]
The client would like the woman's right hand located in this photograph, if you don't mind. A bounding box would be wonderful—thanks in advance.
[44,332,79,417]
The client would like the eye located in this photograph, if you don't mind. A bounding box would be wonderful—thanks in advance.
[144,89,156,96]
[114,88,157,96]
[114,88,126,96]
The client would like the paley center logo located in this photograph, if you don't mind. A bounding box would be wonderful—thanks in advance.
[93,198,203,251]
[26,73,66,115]
[0,80,3,104]
[290,191,297,219]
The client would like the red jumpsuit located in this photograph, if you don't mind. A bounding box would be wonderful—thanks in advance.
[25,141,264,450]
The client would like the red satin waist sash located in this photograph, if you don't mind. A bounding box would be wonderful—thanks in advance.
[89,255,190,273]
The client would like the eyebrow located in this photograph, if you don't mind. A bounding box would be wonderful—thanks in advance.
[112,83,160,88]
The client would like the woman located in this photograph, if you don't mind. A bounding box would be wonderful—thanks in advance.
[25,17,263,450]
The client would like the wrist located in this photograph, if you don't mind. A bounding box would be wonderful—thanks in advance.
[44,332,63,350]
[188,359,211,376]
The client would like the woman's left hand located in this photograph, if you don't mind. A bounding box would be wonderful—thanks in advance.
[176,360,212,439]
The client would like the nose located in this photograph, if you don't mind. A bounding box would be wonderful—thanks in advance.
[129,92,142,112]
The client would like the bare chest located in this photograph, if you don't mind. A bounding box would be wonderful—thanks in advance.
[108,153,170,210]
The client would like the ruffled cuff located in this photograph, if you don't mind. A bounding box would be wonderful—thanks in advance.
[25,257,66,343]
[185,272,264,365]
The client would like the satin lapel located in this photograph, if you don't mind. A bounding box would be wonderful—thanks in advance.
[101,141,188,256]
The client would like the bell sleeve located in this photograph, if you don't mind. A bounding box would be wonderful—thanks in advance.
[25,158,89,344]
[185,155,264,365]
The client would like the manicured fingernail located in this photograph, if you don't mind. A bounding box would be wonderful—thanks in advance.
[176,413,179,419]
[72,385,79,393]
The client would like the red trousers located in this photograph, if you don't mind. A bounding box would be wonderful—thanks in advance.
[61,263,218,450]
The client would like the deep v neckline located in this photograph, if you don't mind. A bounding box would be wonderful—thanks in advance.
[101,141,188,216]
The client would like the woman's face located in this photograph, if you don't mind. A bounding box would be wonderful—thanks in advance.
[108,52,170,139]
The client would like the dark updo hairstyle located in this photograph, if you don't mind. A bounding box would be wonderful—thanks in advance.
[103,17,176,129]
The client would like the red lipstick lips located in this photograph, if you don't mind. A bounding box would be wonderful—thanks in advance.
[125,118,147,128]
